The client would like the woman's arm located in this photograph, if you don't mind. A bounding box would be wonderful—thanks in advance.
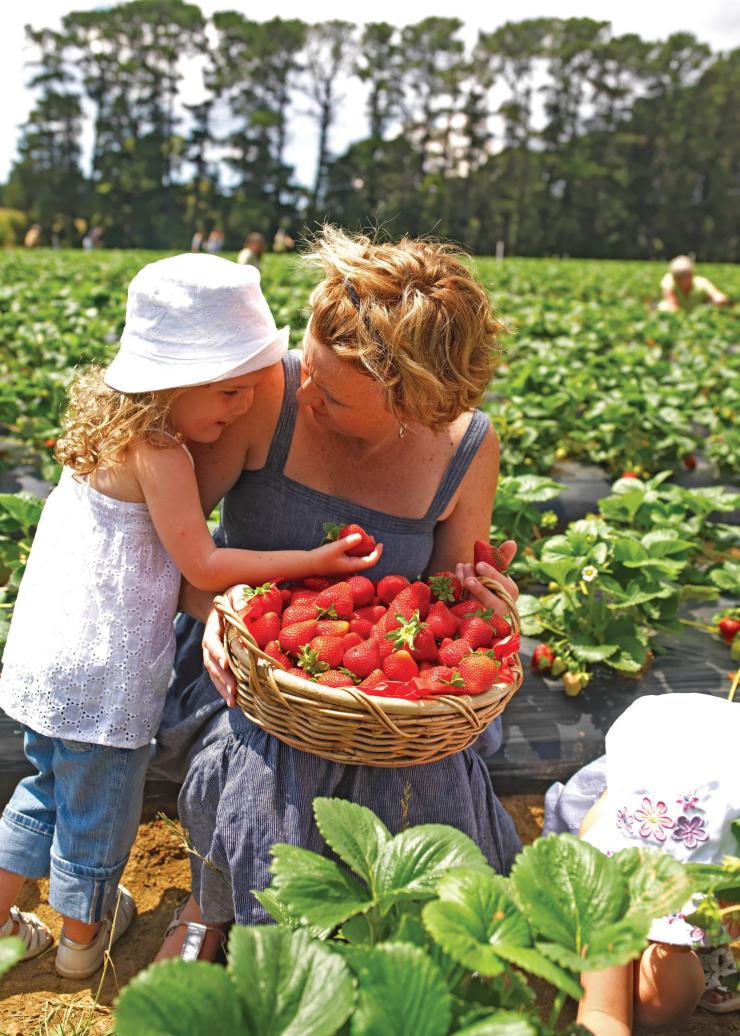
[427,420,519,613]
[133,444,382,592]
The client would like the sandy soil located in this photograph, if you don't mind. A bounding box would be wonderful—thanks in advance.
[0,795,737,1036]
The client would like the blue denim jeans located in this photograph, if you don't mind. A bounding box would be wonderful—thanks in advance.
[0,727,151,923]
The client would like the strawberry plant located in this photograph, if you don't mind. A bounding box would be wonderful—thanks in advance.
[113,797,702,1035]
[0,492,45,649]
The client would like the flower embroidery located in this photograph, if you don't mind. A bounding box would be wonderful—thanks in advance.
[676,791,701,813]
[689,926,705,942]
[633,797,675,842]
[616,807,634,836]
[672,814,708,849]
[667,912,686,925]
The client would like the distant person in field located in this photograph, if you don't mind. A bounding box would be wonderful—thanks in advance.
[23,224,41,248]
[190,229,204,253]
[237,232,265,269]
[205,228,224,254]
[658,255,729,313]
[272,226,295,253]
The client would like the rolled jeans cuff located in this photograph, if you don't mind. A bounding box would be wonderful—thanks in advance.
[0,807,53,879]
[49,851,129,924]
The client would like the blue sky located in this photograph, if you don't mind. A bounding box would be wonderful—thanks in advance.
[2,0,739,186]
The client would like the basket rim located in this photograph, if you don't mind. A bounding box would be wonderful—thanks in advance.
[227,627,517,715]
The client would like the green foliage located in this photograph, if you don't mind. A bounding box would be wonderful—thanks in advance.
[0,937,24,982]
[114,799,704,1034]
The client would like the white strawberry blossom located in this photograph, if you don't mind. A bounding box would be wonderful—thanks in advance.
[581,566,598,582]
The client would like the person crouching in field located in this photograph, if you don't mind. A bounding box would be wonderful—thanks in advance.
[546,693,740,1035]
[658,255,729,312]
[0,253,380,979]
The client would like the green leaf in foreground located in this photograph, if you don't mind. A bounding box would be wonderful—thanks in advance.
[228,926,354,1036]
[614,846,699,921]
[313,797,391,887]
[424,870,582,1000]
[269,843,374,928]
[373,825,488,903]
[349,943,450,1036]
[0,937,24,981]
[115,960,243,1036]
[451,1014,538,1036]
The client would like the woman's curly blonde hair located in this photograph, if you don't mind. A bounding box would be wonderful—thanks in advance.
[304,226,504,430]
[55,366,182,475]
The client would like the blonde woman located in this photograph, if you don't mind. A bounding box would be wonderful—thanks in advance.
[153,228,522,961]
[0,253,378,980]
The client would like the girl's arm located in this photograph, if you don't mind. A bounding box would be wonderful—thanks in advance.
[132,443,382,592]
[426,419,519,612]
[577,963,633,1036]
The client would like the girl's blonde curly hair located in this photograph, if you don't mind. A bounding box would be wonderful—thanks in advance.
[55,366,182,475]
[304,227,504,430]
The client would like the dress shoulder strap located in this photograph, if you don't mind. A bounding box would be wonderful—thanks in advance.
[265,351,301,472]
[423,409,490,521]
[158,430,195,469]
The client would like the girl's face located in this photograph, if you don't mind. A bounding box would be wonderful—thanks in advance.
[168,370,267,442]
[297,328,394,440]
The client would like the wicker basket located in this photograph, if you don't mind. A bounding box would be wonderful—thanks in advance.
[215,576,523,767]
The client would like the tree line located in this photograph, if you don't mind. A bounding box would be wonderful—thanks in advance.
[2,0,739,259]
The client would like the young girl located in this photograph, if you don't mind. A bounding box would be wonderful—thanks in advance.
[546,692,740,1034]
[0,253,381,979]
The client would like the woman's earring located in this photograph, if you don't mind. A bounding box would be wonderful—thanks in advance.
[398,421,407,439]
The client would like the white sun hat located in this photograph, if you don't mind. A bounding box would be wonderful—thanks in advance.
[104,252,290,393]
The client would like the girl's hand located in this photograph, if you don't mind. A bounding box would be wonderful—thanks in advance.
[309,534,384,575]
[202,587,240,707]
[455,540,519,618]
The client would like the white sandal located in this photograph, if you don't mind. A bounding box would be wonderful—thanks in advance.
[0,905,53,960]
[55,885,136,980]
[163,901,227,962]
[698,946,740,1014]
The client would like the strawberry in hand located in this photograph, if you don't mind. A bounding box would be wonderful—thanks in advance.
[323,521,377,557]
[473,540,508,572]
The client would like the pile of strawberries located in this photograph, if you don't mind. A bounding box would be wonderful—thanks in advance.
[236,538,519,700]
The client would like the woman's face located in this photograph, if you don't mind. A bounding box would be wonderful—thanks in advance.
[297,327,393,440]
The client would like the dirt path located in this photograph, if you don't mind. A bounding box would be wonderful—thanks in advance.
[0,796,737,1035]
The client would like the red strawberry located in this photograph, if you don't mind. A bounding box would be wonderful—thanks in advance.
[323,521,376,557]
[238,581,283,619]
[473,540,508,572]
[300,636,346,673]
[349,617,374,639]
[532,644,555,672]
[355,604,387,624]
[622,471,638,479]
[383,650,419,682]
[280,588,293,606]
[314,582,354,620]
[385,610,426,651]
[719,618,740,644]
[438,639,473,667]
[458,654,500,695]
[343,638,381,679]
[459,616,494,650]
[376,574,410,605]
[316,669,355,687]
[247,611,281,649]
[490,615,512,638]
[282,600,320,625]
[263,640,291,669]
[358,668,387,690]
[424,665,465,689]
[340,632,363,652]
[302,576,337,592]
[346,575,375,608]
[315,619,350,637]
[683,455,697,471]
[428,571,463,604]
[388,582,432,621]
[419,662,433,673]
[287,666,309,679]
[426,601,460,640]
[450,601,480,620]
[290,589,320,603]
[409,626,438,664]
[279,620,318,656]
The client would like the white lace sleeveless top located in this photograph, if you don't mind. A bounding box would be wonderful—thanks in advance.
[0,465,181,748]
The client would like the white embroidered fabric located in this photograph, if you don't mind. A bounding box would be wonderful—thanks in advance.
[583,693,740,946]
[0,467,180,748]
